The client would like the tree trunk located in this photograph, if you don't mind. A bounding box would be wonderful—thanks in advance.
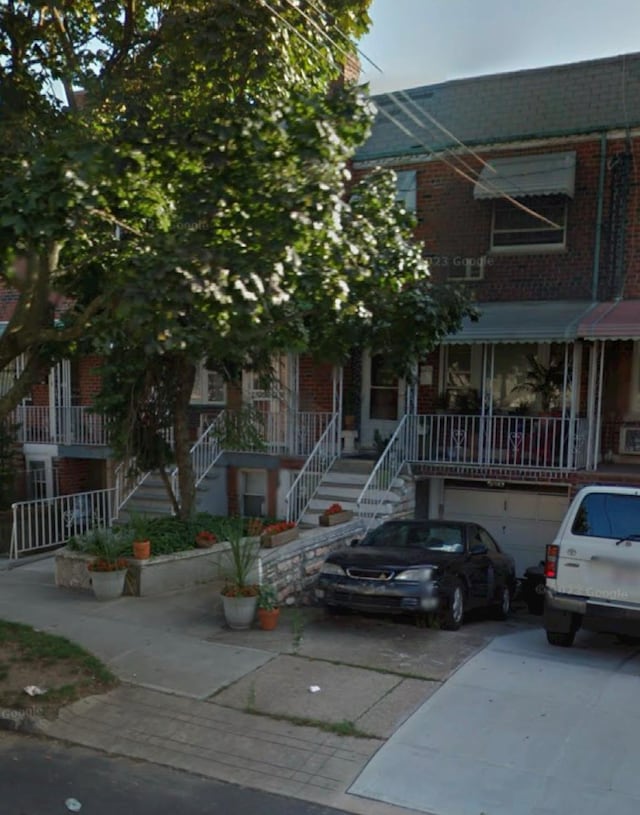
[173,360,197,520]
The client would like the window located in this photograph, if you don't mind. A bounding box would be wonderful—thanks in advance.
[571,492,640,539]
[491,343,538,411]
[491,196,567,252]
[478,528,500,553]
[241,470,266,517]
[395,170,417,213]
[191,362,225,405]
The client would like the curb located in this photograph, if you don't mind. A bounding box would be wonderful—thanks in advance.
[0,709,47,735]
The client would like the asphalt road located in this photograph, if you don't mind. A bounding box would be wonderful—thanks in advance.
[0,733,352,815]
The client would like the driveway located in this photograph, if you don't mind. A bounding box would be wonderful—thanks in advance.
[350,627,640,815]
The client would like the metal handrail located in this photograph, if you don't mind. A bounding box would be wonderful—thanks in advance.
[284,413,340,524]
[9,488,116,562]
[356,414,415,530]
[170,411,226,500]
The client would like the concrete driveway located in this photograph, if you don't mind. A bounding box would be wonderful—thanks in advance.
[350,627,640,815]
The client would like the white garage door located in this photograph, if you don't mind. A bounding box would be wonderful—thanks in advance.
[443,485,569,577]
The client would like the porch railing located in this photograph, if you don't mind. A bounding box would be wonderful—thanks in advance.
[170,411,227,501]
[9,488,115,561]
[357,414,416,529]
[414,414,589,470]
[13,405,108,446]
[284,413,340,524]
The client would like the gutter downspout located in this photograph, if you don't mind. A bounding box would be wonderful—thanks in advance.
[591,132,607,300]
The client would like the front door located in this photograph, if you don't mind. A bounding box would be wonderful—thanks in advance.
[360,352,405,450]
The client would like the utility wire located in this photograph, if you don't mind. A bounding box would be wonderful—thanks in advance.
[259,0,335,66]
[377,104,562,229]
[264,0,562,230]
[303,0,383,74]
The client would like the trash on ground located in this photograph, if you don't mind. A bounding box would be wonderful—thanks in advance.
[65,799,82,812]
[308,685,321,693]
[23,686,47,696]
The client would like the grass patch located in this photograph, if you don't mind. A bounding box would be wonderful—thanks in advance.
[0,619,118,716]
[236,706,376,739]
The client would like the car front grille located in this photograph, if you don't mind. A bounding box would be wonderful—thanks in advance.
[345,567,395,580]
[332,591,418,610]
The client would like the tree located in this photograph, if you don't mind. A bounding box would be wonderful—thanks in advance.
[1,1,473,519]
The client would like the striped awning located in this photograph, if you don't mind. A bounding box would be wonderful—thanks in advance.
[578,300,640,340]
[473,151,576,199]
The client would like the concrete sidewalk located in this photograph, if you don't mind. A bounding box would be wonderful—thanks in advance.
[0,556,530,813]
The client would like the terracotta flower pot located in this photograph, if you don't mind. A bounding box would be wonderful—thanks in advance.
[132,539,151,560]
[257,607,280,630]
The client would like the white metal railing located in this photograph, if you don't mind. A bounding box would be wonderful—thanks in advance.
[357,414,416,529]
[170,410,227,500]
[9,488,115,561]
[414,414,589,470]
[284,413,340,523]
[13,405,109,446]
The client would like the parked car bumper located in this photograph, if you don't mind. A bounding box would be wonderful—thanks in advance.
[545,587,640,634]
[315,575,440,614]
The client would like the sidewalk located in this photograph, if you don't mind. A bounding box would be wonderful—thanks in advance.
[0,556,527,813]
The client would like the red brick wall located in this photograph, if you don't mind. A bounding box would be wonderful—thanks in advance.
[298,356,334,412]
[355,135,639,303]
[77,356,103,405]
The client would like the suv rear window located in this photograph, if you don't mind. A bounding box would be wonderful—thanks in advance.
[571,492,640,538]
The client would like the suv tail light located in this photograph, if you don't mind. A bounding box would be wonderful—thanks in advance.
[544,544,559,579]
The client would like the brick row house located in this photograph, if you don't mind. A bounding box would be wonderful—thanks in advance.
[6,52,640,576]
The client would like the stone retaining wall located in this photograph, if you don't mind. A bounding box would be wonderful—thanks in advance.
[261,519,366,604]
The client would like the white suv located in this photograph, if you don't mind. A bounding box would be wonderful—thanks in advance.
[544,485,640,647]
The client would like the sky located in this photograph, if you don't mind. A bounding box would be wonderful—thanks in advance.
[358,0,640,94]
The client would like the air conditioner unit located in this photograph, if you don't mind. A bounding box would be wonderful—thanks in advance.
[448,256,486,282]
[619,425,640,455]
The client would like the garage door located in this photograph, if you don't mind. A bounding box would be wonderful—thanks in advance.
[443,485,569,577]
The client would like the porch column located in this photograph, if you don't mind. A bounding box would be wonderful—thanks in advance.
[585,341,605,470]
[567,342,582,469]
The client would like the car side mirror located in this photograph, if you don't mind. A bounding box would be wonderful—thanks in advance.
[350,538,360,547]
[470,543,488,556]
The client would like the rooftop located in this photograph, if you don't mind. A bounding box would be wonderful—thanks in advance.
[356,51,640,161]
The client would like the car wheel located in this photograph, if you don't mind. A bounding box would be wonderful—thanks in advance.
[546,629,575,647]
[441,582,465,631]
[493,584,511,620]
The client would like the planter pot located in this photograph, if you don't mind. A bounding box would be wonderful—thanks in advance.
[222,593,258,630]
[196,539,216,549]
[132,540,151,560]
[257,607,280,631]
[319,510,354,526]
[260,528,298,549]
[90,569,128,601]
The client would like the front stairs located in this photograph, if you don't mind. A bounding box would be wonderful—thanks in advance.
[299,456,414,528]
[118,471,216,522]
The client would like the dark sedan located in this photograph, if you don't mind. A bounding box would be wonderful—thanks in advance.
[315,519,516,630]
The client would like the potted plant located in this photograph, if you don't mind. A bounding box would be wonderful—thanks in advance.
[260,520,298,548]
[512,354,564,413]
[257,584,280,630]
[129,513,151,560]
[195,529,217,548]
[319,503,354,526]
[220,518,260,630]
[84,529,130,601]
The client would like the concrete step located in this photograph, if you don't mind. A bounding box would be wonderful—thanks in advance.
[330,458,375,475]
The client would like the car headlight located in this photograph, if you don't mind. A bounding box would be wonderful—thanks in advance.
[395,567,434,582]
[320,562,344,576]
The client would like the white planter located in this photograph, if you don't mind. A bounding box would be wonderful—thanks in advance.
[222,594,258,630]
[90,569,128,601]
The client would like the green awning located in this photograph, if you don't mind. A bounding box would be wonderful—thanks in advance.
[443,300,599,344]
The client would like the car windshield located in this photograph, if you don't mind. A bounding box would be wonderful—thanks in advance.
[572,492,640,539]
[360,523,464,553]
